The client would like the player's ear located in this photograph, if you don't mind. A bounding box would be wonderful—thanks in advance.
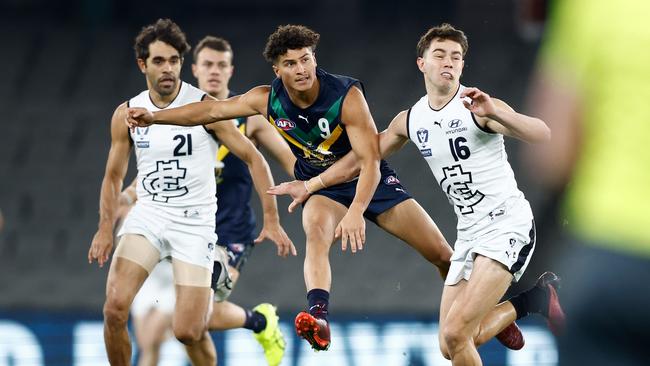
[191,63,198,78]
[312,52,317,67]
[137,58,146,73]
[416,57,425,73]
[272,64,280,78]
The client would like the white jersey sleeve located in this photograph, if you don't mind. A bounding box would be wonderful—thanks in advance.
[406,85,530,239]
[128,82,218,210]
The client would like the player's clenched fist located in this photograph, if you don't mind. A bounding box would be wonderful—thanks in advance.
[125,107,154,128]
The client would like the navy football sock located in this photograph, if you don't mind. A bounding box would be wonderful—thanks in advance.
[509,285,547,319]
[244,309,267,333]
[307,288,330,321]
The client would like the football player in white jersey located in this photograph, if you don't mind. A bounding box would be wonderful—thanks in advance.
[88,19,295,366]
[269,23,565,365]
[117,35,296,366]
[403,24,562,366]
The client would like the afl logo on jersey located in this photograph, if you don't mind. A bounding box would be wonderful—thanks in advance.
[384,175,401,185]
[229,243,246,254]
[275,118,296,131]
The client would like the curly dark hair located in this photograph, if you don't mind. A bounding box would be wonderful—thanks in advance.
[263,24,320,63]
[134,18,191,61]
[416,23,468,58]
[193,36,233,63]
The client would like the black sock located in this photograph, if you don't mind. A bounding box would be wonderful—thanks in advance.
[307,288,329,321]
[509,286,547,320]
[244,309,267,333]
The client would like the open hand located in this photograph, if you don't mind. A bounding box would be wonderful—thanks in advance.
[267,180,311,213]
[254,221,297,258]
[88,228,114,268]
[335,210,366,253]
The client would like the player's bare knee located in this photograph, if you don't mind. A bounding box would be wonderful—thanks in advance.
[441,324,471,355]
[439,337,451,360]
[442,332,464,355]
[174,329,202,345]
[304,221,327,241]
[174,324,204,345]
[103,300,129,328]
[304,231,333,256]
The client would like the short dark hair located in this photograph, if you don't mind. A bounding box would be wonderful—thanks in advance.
[134,18,190,61]
[193,36,233,63]
[416,23,468,58]
[263,24,320,63]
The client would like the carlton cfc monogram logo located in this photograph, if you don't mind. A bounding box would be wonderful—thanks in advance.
[275,118,296,131]
[143,160,189,202]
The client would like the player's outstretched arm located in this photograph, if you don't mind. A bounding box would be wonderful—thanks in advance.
[126,86,270,128]
[461,87,551,143]
[268,110,410,212]
[89,103,132,268]
[207,119,297,258]
[248,114,296,178]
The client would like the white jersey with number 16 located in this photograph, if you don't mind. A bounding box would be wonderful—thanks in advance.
[406,84,530,239]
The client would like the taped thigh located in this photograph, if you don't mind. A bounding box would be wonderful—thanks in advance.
[172,257,211,287]
[114,234,161,274]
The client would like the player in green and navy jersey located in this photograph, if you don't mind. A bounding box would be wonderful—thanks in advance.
[193,36,295,366]
[127,24,454,351]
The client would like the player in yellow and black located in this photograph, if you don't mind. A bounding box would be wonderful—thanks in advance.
[126,24,455,352]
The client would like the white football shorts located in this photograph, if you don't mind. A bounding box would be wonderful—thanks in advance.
[445,198,536,285]
[117,202,218,271]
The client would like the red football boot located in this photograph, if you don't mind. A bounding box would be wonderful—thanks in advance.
[495,321,525,350]
[295,311,331,351]
[536,271,566,336]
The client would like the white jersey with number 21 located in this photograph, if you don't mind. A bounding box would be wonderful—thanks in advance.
[129,82,217,209]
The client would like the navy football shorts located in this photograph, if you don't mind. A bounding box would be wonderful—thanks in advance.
[311,161,412,223]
